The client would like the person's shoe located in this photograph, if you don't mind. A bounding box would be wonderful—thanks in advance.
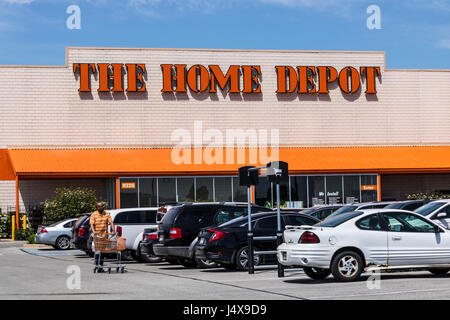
[97,268,105,273]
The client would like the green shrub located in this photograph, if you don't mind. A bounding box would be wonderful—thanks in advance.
[42,187,99,221]
[407,191,450,200]
[27,233,35,244]
[14,228,35,241]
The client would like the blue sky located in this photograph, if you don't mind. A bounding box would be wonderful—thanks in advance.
[0,0,449,68]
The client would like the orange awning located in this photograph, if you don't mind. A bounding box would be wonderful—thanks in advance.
[7,146,450,177]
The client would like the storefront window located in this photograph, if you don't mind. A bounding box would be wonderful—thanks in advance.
[290,176,307,208]
[120,178,138,208]
[214,177,232,202]
[177,178,195,202]
[255,176,271,207]
[158,178,176,205]
[326,176,343,204]
[196,177,214,202]
[309,176,325,206]
[232,177,247,202]
[271,179,289,208]
[139,178,157,207]
[344,175,360,204]
[361,175,378,202]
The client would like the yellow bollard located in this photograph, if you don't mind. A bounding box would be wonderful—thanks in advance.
[23,215,27,230]
[11,216,15,241]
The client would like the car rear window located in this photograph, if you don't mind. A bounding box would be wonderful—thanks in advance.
[326,205,358,219]
[175,206,215,227]
[74,215,88,228]
[415,202,446,216]
[159,206,182,226]
[315,211,363,227]
[385,203,403,209]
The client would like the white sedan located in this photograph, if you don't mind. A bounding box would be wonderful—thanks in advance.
[277,209,450,282]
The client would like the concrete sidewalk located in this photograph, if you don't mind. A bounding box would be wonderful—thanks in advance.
[0,240,26,247]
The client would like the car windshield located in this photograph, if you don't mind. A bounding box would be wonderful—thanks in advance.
[48,220,67,227]
[301,208,316,215]
[326,205,358,219]
[315,211,363,227]
[414,202,446,216]
[385,202,403,209]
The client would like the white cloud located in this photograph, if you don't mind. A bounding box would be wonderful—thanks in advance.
[438,38,450,49]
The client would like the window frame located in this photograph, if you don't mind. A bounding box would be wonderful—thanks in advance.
[355,213,386,231]
[380,211,441,233]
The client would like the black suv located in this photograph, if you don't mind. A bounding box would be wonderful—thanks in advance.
[153,203,272,267]
[71,213,93,256]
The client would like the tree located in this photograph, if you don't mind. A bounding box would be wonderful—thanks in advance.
[43,187,99,221]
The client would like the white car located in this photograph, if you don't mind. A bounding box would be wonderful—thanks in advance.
[277,209,450,282]
[414,199,450,229]
[89,207,159,261]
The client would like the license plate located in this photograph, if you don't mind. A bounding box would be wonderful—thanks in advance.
[159,235,164,242]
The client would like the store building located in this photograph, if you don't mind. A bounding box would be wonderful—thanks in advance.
[0,47,450,220]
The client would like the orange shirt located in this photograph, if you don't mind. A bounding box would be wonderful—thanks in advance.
[90,210,113,234]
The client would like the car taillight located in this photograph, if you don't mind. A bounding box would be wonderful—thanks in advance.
[299,231,320,244]
[41,227,48,234]
[207,229,228,242]
[147,233,157,240]
[169,228,182,239]
[77,227,85,237]
[116,226,122,237]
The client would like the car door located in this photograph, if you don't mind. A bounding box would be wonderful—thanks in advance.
[382,211,450,266]
[114,210,143,248]
[253,216,281,251]
[430,204,450,229]
[353,213,389,266]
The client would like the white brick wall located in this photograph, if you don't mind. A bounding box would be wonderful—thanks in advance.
[0,48,448,147]
[0,180,16,214]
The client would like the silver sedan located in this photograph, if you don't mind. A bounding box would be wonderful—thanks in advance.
[35,218,78,250]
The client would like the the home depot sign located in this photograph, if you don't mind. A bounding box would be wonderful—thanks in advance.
[73,63,381,95]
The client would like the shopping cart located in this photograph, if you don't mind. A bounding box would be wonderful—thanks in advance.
[93,232,126,274]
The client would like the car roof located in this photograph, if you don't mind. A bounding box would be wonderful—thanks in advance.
[326,208,442,226]
[107,207,160,216]
[222,211,320,224]
[428,199,450,203]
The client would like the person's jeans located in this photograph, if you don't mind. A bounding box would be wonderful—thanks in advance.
[94,252,104,269]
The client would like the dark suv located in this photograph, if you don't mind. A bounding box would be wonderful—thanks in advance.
[153,202,272,267]
[71,213,93,256]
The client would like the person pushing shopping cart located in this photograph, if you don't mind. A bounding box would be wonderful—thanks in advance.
[90,202,115,273]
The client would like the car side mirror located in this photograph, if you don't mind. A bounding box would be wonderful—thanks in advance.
[436,212,447,219]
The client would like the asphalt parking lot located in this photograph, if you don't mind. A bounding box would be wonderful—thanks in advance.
[1,243,450,300]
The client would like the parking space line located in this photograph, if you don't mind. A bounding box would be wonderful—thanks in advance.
[307,286,450,299]
[20,248,83,256]
[126,266,309,300]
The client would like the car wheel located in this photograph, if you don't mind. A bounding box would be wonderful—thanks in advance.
[54,236,71,250]
[130,250,143,262]
[303,267,331,280]
[83,249,94,257]
[428,268,450,275]
[195,258,218,269]
[141,252,162,263]
[235,246,260,271]
[87,235,94,255]
[331,251,364,282]
[180,258,197,268]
